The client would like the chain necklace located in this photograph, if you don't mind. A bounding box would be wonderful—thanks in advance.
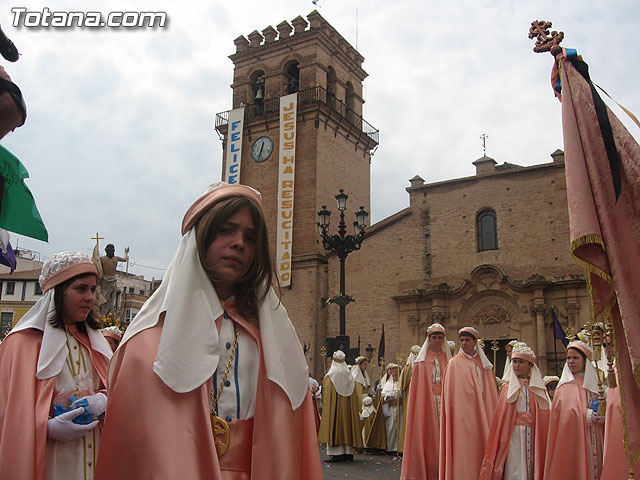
[65,333,87,397]
[210,319,240,457]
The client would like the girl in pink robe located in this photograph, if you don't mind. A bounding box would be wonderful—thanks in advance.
[544,341,604,480]
[0,252,112,480]
[480,342,550,480]
[95,182,322,480]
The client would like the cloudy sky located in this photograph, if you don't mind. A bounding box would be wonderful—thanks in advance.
[3,0,639,279]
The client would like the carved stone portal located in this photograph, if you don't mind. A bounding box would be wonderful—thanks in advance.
[464,295,520,339]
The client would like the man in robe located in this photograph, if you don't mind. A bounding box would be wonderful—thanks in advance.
[351,356,373,401]
[318,350,363,462]
[447,340,456,357]
[400,323,451,480]
[398,345,421,453]
[544,340,605,480]
[480,342,551,480]
[362,366,389,452]
[439,326,499,479]
[543,375,559,402]
[381,363,401,455]
[99,244,128,316]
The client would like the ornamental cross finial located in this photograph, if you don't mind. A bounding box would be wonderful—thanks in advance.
[91,232,104,248]
[480,133,488,156]
[528,20,564,53]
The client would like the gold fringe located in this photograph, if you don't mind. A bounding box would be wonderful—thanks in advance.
[571,233,607,252]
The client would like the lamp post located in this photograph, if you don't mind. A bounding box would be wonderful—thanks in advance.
[365,343,375,362]
[317,189,368,337]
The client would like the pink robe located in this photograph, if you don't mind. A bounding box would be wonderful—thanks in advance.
[0,327,109,480]
[439,351,499,480]
[479,379,550,480]
[400,358,439,480]
[95,307,322,480]
[544,375,603,479]
[601,381,633,479]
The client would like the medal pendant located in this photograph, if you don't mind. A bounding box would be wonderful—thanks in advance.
[210,414,230,457]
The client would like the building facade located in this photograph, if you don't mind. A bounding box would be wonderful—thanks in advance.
[214,11,590,379]
[0,249,151,338]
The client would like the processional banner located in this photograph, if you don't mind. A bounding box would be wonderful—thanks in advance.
[223,106,245,184]
[276,93,298,286]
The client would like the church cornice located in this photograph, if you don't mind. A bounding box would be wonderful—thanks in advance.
[406,160,566,195]
[364,207,412,237]
[392,264,586,302]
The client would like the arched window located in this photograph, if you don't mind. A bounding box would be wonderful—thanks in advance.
[284,61,299,94]
[250,70,265,103]
[326,66,337,107]
[477,210,498,251]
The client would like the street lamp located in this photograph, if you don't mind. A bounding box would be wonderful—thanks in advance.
[317,189,368,337]
[365,343,375,362]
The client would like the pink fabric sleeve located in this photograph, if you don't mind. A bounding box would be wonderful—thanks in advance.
[95,323,223,480]
[0,329,56,480]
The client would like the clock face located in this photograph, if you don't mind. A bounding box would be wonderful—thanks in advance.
[251,136,274,163]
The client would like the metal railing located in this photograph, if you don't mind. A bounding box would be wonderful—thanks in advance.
[215,86,379,145]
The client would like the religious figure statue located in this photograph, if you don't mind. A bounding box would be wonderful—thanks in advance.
[99,244,128,316]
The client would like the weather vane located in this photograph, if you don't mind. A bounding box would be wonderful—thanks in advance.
[480,133,488,156]
[528,20,564,54]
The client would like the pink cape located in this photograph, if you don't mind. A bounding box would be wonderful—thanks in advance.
[0,327,109,480]
[400,358,439,480]
[95,309,322,480]
[543,375,594,479]
[556,50,640,467]
[601,380,632,479]
[438,351,499,479]
[479,380,549,480]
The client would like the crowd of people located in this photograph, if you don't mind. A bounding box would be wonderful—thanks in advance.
[316,323,631,480]
[0,181,632,480]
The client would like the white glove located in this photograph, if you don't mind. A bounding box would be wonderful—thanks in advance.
[47,408,99,442]
[71,392,107,417]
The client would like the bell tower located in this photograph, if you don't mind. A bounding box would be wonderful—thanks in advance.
[215,10,379,375]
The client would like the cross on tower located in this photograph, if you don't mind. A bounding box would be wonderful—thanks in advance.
[480,133,489,156]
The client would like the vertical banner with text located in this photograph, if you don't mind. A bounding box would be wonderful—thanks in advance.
[276,93,298,286]
[223,107,245,184]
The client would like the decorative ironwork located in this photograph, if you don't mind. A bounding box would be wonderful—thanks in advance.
[318,190,368,337]
[215,85,379,145]
[528,20,564,53]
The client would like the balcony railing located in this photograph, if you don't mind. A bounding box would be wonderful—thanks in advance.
[215,86,379,145]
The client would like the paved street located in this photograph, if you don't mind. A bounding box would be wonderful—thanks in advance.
[319,445,402,479]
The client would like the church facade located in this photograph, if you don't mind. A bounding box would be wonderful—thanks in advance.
[215,11,591,379]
